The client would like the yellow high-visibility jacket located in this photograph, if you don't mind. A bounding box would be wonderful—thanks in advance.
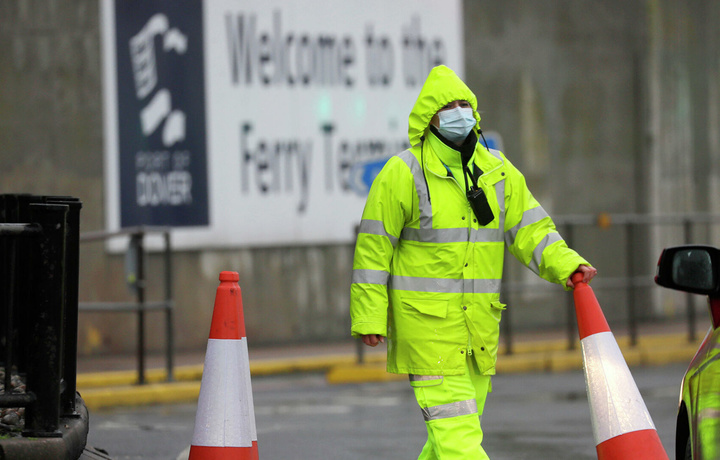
[350,65,589,376]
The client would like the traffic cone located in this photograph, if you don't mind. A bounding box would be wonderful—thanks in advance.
[572,273,668,459]
[189,271,259,459]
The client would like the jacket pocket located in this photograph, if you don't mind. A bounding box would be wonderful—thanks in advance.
[402,298,448,318]
[489,300,506,321]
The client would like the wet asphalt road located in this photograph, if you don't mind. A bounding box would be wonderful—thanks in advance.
[85,363,685,459]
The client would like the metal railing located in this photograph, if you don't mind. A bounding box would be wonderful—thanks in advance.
[500,212,720,354]
[0,194,82,437]
[79,227,174,384]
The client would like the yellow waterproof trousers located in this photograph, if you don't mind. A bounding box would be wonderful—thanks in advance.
[410,354,491,459]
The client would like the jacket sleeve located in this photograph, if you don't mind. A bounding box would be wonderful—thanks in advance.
[502,157,590,289]
[350,156,413,338]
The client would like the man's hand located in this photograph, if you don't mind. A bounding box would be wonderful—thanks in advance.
[361,334,385,347]
[566,264,597,289]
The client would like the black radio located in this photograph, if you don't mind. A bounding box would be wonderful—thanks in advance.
[467,187,494,226]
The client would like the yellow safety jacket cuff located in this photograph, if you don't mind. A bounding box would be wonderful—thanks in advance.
[351,318,387,338]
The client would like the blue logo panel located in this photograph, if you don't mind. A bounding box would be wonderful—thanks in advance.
[115,0,209,227]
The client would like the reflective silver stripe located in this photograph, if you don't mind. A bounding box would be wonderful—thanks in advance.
[699,407,720,421]
[359,219,399,247]
[396,148,508,244]
[471,227,504,243]
[398,150,432,230]
[409,374,444,388]
[463,278,502,293]
[352,269,390,285]
[401,227,465,243]
[409,374,443,381]
[421,399,478,422]
[390,276,500,294]
[400,227,504,244]
[506,206,550,246]
[494,179,506,233]
[391,276,462,293]
[528,233,564,275]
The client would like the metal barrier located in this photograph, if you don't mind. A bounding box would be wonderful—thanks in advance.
[500,213,720,354]
[0,194,82,437]
[79,227,174,384]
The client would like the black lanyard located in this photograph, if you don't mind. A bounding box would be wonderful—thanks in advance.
[463,162,480,194]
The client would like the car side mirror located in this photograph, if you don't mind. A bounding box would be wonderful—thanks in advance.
[655,245,720,296]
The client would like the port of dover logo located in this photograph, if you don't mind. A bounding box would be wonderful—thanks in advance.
[114,0,209,227]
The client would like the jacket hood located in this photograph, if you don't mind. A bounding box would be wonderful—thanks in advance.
[407,65,481,147]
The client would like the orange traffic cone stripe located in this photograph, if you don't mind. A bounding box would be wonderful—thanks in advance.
[189,271,259,459]
[189,444,259,460]
[596,429,668,459]
[572,278,610,339]
[208,271,246,340]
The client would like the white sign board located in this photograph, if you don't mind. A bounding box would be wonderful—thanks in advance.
[102,0,463,248]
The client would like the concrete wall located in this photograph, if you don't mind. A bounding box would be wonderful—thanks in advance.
[2,0,719,355]
[465,1,645,213]
[462,1,650,326]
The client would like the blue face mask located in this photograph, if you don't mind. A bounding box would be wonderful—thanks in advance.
[437,107,476,143]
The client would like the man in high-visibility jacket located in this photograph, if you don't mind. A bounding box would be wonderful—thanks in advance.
[350,65,597,459]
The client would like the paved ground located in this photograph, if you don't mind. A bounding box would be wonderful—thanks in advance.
[75,319,706,410]
[84,363,687,459]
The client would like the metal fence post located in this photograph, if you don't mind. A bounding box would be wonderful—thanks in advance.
[626,222,638,347]
[79,226,175,385]
[683,218,696,343]
[1,199,18,395]
[134,231,147,385]
[23,203,68,437]
[164,230,174,381]
[48,197,82,416]
[564,223,576,350]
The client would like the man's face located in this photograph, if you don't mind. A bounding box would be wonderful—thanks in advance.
[430,100,472,128]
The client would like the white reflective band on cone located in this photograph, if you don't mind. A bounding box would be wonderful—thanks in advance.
[191,338,257,447]
[581,331,656,445]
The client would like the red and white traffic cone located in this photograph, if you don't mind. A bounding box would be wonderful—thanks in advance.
[572,273,668,459]
[189,271,259,460]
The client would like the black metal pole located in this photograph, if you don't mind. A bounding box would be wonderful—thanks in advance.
[356,336,365,365]
[135,232,146,385]
[565,224,576,350]
[684,219,696,342]
[1,195,15,397]
[23,202,68,437]
[164,230,174,382]
[48,197,82,416]
[3,238,16,396]
[16,194,43,376]
[626,222,638,347]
